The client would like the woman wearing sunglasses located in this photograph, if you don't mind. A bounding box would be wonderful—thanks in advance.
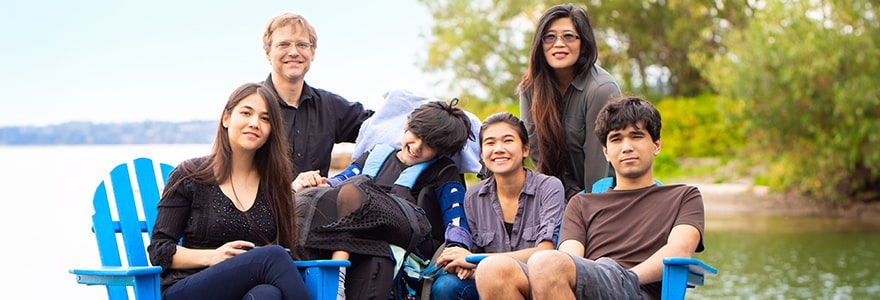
[518,3,622,201]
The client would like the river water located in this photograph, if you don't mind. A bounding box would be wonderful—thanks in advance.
[692,216,880,299]
[2,145,877,299]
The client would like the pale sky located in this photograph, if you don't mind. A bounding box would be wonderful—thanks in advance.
[0,0,443,127]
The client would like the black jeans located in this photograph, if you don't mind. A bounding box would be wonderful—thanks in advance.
[163,246,310,300]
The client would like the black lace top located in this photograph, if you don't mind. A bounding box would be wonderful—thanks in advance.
[147,158,276,290]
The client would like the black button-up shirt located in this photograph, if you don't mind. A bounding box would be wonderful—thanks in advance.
[263,74,374,177]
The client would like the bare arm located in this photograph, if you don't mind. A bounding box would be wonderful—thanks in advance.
[557,239,585,257]
[630,224,702,284]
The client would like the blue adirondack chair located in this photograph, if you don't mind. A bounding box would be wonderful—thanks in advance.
[465,177,717,300]
[69,157,349,300]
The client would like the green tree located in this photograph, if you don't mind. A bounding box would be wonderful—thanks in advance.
[699,0,880,204]
[587,0,751,97]
[417,0,750,106]
[418,0,540,106]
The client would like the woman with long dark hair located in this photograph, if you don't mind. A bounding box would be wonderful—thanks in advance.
[519,3,621,200]
[148,83,307,299]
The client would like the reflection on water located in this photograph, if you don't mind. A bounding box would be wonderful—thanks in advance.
[689,216,880,299]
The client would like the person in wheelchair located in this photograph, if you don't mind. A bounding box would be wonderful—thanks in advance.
[293,99,474,300]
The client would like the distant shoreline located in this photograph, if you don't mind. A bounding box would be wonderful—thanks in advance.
[0,120,217,145]
[688,178,880,227]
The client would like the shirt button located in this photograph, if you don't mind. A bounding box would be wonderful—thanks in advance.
[297,153,302,157]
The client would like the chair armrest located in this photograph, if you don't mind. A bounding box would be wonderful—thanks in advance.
[294,259,351,269]
[70,266,162,299]
[295,260,350,300]
[661,257,717,300]
[70,266,163,278]
[662,257,717,276]
[465,254,489,265]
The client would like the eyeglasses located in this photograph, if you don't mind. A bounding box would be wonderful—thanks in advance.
[542,33,580,44]
[275,40,313,51]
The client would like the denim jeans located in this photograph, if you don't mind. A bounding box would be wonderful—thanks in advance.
[430,272,478,300]
[162,245,309,300]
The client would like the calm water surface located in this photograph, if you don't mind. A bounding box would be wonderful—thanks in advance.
[691,216,880,299]
[1,145,212,299]
[3,145,877,299]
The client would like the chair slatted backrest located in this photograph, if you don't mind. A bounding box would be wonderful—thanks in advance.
[83,157,350,300]
[90,158,173,297]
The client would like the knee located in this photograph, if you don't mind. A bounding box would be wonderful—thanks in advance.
[527,250,575,289]
[256,245,294,263]
[336,184,364,216]
[527,250,572,276]
[432,273,462,292]
[431,273,466,300]
[474,255,523,287]
[266,245,291,256]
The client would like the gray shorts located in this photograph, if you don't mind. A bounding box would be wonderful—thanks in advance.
[567,254,649,300]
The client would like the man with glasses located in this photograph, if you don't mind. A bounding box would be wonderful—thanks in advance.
[261,13,374,178]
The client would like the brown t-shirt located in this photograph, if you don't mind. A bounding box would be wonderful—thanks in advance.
[560,184,705,298]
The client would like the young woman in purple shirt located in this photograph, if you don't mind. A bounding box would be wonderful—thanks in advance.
[430,112,565,300]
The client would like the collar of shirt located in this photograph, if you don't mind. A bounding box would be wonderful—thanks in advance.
[569,65,597,93]
[477,169,539,198]
[263,73,317,109]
